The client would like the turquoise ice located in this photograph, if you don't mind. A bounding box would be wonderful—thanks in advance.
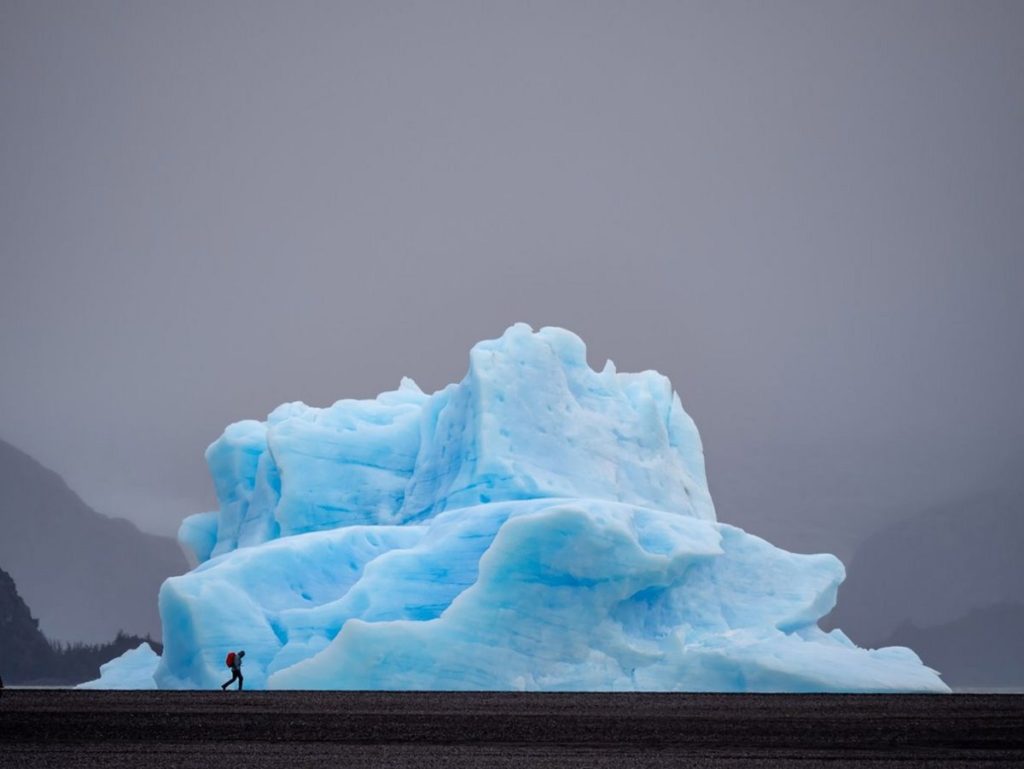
[79,642,160,689]
[128,324,946,691]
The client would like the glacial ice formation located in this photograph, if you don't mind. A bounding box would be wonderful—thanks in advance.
[140,324,945,691]
[78,642,159,689]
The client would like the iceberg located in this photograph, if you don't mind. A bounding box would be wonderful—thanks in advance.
[78,643,159,689]
[144,323,946,691]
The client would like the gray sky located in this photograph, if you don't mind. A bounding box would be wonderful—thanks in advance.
[1,0,1022,562]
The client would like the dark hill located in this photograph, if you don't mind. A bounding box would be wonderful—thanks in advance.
[824,489,1024,648]
[880,602,1024,688]
[0,565,161,684]
[0,438,188,643]
[823,485,1024,688]
[0,565,54,681]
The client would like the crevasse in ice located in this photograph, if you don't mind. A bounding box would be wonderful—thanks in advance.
[140,324,947,691]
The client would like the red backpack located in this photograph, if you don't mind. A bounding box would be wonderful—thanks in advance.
[225,651,236,668]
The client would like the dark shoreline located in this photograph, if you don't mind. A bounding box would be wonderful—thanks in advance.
[2,690,1022,767]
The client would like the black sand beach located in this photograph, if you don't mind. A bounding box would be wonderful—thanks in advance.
[1,690,1022,768]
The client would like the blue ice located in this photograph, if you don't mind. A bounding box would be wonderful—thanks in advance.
[111,324,948,691]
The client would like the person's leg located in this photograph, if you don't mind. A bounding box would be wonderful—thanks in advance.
[237,671,243,691]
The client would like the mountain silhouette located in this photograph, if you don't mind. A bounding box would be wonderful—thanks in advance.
[0,438,187,643]
[880,603,1024,687]
[823,486,1023,686]
[0,565,54,681]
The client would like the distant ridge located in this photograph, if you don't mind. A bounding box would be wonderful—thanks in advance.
[824,488,1024,686]
[881,603,1024,687]
[0,438,188,643]
[0,564,53,681]
[0,564,161,684]
[826,490,1024,646]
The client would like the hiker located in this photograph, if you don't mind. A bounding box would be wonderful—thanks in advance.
[221,650,245,691]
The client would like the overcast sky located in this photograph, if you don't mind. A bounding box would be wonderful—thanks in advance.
[1,0,1022,561]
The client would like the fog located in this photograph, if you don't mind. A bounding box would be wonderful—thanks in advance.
[2,1,1022,565]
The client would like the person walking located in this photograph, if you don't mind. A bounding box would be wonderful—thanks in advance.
[221,650,245,691]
